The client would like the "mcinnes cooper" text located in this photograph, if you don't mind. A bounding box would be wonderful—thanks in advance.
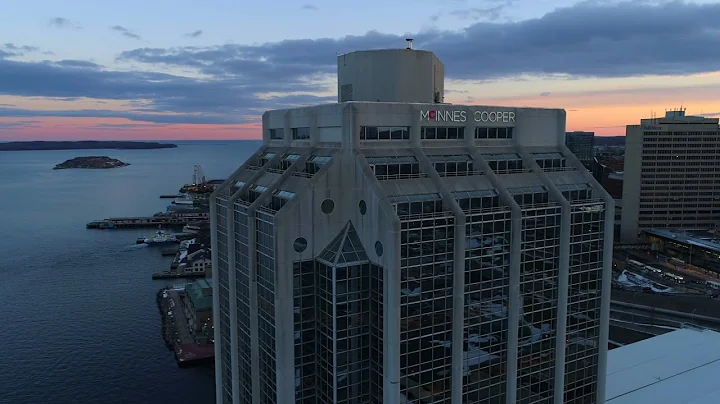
[420,110,515,123]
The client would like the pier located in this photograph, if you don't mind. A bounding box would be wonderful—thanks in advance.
[157,287,214,367]
[86,213,208,229]
[152,271,206,280]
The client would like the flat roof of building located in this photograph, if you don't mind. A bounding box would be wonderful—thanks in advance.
[644,228,720,255]
[606,327,720,403]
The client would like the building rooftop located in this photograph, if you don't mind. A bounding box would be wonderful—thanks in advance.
[606,327,720,403]
[185,280,212,310]
[644,228,720,255]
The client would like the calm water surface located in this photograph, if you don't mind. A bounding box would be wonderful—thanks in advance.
[0,140,260,404]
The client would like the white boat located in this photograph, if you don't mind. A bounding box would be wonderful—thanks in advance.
[136,226,178,245]
[172,194,195,206]
[182,223,202,233]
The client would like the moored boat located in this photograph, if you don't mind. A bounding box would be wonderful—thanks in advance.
[136,225,179,245]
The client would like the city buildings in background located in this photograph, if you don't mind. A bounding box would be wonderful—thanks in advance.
[211,44,614,404]
[621,110,720,243]
[566,131,595,168]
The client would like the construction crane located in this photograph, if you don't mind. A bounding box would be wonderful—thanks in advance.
[192,165,206,185]
[180,165,213,194]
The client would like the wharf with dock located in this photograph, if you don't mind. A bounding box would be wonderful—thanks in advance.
[86,213,208,229]
[157,287,214,367]
[152,271,206,280]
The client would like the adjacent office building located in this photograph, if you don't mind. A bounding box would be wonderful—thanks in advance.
[621,110,720,242]
[211,43,614,404]
[565,132,594,168]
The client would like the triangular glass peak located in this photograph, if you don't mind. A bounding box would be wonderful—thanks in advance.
[317,221,369,266]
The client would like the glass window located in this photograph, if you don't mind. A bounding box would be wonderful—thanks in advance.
[475,127,514,139]
[421,126,465,140]
[270,128,284,139]
[292,127,310,140]
[360,126,409,140]
[483,153,524,174]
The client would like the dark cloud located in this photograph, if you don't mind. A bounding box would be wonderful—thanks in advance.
[1,43,41,58]
[185,30,203,38]
[0,120,42,129]
[540,92,551,96]
[447,0,514,21]
[301,4,318,10]
[4,43,39,53]
[49,17,81,29]
[110,25,141,40]
[118,1,720,82]
[54,60,100,68]
[0,1,719,126]
[0,106,247,124]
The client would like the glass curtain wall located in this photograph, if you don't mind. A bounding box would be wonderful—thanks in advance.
[293,222,383,404]
[395,194,455,404]
[233,202,252,404]
[456,189,512,403]
[510,187,561,403]
[216,194,232,404]
[563,186,605,404]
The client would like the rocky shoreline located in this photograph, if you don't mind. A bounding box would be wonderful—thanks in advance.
[54,156,129,169]
[157,289,177,351]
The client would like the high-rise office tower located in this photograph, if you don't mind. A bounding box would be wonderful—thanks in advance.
[211,44,614,404]
[565,132,594,168]
[621,110,720,242]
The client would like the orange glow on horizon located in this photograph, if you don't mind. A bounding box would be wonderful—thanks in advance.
[0,117,263,141]
[2,95,720,140]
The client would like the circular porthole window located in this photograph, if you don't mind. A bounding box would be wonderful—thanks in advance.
[359,200,367,215]
[293,237,308,253]
[375,241,384,257]
[321,199,335,214]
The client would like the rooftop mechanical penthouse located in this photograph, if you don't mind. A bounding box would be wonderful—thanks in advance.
[211,44,615,404]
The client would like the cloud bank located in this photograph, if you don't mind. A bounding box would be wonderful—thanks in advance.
[1,1,720,125]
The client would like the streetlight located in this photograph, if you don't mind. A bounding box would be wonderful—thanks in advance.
[632,292,639,324]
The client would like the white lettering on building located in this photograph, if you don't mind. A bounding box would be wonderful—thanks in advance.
[420,110,515,123]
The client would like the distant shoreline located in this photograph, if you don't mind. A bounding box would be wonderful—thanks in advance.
[0,141,178,151]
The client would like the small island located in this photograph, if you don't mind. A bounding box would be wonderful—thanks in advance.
[54,156,130,170]
[0,141,177,151]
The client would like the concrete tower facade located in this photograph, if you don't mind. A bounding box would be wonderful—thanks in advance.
[212,47,614,404]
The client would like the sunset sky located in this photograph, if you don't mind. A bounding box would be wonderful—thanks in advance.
[2,0,720,141]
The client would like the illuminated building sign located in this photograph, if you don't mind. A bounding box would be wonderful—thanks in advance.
[420,110,515,123]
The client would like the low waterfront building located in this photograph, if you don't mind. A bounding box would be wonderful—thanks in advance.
[643,228,720,275]
[177,249,212,275]
[184,279,213,332]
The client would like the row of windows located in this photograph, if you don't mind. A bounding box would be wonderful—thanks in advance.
[475,127,514,139]
[360,126,410,140]
[421,126,465,139]
[359,126,515,140]
[269,127,312,140]
[272,125,518,141]
[643,131,720,139]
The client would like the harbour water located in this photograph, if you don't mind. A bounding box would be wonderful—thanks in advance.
[0,140,260,404]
